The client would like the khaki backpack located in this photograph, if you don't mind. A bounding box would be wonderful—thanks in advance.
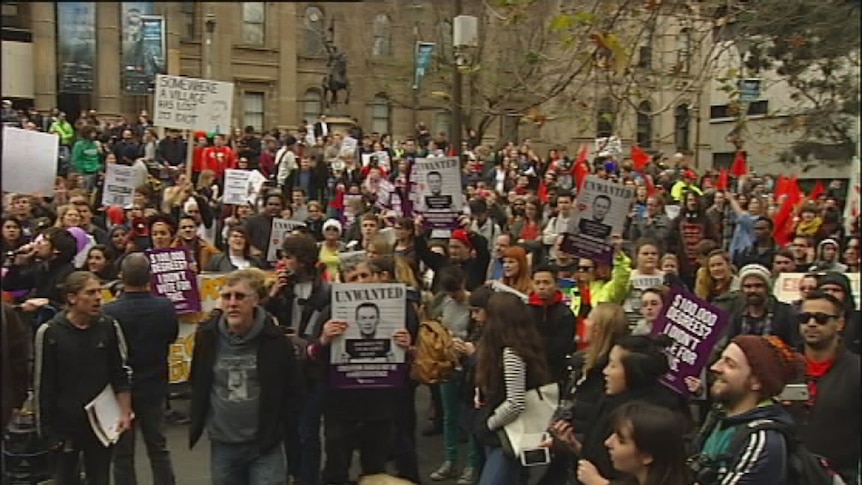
[409,303,460,384]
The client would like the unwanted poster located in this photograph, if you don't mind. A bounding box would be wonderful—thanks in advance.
[56,2,96,93]
[412,157,463,230]
[223,169,253,205]
[361,150,391,171]
[266,218,307,262]
[340,136,358,157]
[153,74,235,134]
[566,175,634,264]
[330,283,408,389]
[623,273,665,325]
[1,127,58,196]
[651,287,729,397]
[146,248,201,314]
[120,2,156,93]
[102,163,137,207]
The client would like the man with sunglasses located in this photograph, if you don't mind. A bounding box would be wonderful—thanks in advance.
[787,290,860,484]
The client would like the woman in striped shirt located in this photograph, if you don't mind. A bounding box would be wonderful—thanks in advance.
[474,292,551,485]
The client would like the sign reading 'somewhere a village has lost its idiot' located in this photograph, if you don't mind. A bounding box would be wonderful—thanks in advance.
[153,74,234,134]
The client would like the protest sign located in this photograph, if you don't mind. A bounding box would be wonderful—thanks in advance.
[361,151,391,171]
[623,272,666,324]
[101,163,136,207]
[1,127,58,196]
[651,287,730,396]
[412,157,463,229]
[245,170,267,204]
[330,283,408,389]
[566,175,634,264]
[774,272,860,309]
[153,74,234,134]
[594,135,622,159]
[223,169,252,205]
[146,248,201,314]
[266,218,307,262]
[340,136,358,157]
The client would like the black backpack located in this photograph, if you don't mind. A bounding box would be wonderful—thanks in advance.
[728,419,846,485]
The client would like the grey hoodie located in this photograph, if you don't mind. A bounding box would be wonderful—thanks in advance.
[810,238,848,272]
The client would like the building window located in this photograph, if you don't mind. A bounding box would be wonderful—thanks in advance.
[434,111,452,140]
[2,2,27,30]
[709,100,769,119]
[637,25,653,69]
[371,14,391,57]
[596,97,615,138]
[241,2,265,46]
[677,28,691,73]
[302,89,322,125]
[436,20,453,63]
[180,2,196,41]
[304,6,326,56]
[501,110,520,145]
[371,95,391,134]
[244,91,265,132]
[712,152,735,170]
[675,104,691,151]
[636,101,653,149]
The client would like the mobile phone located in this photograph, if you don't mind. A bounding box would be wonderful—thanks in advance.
[520,447,551,467]
[777,383,810,402]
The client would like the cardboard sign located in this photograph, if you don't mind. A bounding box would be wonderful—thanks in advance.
[266,218,308,262]
[102,163,136,207]
[1,127,59,196]
[153,74,234,134]
[774,272,860,309]
[565,175,635,264]
[412,157,463,230]
[146,248,202,314]
[223,169,253,205]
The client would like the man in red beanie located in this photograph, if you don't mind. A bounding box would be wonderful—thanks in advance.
[413,215,490,291]
[691,335,805,484]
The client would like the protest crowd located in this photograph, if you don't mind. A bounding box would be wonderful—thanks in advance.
[1,105,860,485]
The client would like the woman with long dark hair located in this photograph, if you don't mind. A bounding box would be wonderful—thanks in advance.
[475,293,551,485]
[1,215,27,255]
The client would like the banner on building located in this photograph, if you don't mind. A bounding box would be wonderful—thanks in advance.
[412,157,463,230]
[562,175,634,264]
[56,2,96,93]
[120,2,159,93]
[651,288,730,397]
[329,283,408,389]
[413,42,435,90]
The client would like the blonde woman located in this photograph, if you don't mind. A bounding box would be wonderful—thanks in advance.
[54,204,82,229]
[540,302,630,483]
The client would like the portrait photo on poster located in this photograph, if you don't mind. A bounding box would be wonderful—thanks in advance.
[330,283,407,365]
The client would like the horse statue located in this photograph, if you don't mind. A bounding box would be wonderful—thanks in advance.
[322,46,350,108]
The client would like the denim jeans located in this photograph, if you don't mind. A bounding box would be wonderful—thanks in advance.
[478,446,521,485]
[113,396,176,485]
[210,440,287,485]
[441,375,480,468]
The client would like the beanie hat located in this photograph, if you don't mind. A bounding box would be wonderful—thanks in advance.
[731,335,805,398]
[738,264,772,289]
[322,218,342,234]
[451,229,473,250]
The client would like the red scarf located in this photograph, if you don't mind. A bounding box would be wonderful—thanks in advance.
[805,355,835,404]
[528,290,564,307]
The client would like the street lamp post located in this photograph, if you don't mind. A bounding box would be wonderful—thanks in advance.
[204,13,216,80]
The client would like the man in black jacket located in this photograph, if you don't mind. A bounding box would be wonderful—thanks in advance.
[527,265,576,383]
[5,227,77,315]
[414,216,490,291]
[103,253,179,485]
[188,269,303,483]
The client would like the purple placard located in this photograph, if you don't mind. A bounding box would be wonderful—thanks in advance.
[145,248,201,314]
[560,233,614,265]
[328,363,408,390]
[651,287,730,396]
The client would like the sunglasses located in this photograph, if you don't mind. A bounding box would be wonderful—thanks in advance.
[220,292,250,301]
[797,312,839,325]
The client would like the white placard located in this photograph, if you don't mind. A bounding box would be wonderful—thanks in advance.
[1,127,59,196]
[562,175,635,264]
[153,74,234,134]
[361,151,391,171]
[223,169,252,205]
[340,136,358,157]
[246,170,267,204]
[594,135,622,159]
[412,157,464,229]
[101,163,136,207]
[266,218,308,262]
[330,283,407,366]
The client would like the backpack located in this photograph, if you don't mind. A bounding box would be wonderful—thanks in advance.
[728,419,846,485]
[409,304,460,384]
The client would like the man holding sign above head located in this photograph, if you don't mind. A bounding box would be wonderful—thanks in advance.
[414,215,490,291]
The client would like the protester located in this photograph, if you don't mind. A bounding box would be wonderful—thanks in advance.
[103,254,178,485]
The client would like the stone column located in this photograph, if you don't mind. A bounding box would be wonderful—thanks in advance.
[30,2,57,110]
[95,2,121,114]
[277,3,299,126]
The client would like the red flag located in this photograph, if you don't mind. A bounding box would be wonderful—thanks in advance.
[631,145,650,171]
[730,150,748,177]
[809,180,826,200]
[573,145,590,191]
[716,169,728,191]
[774,176,803,246]
[774,174,788,199]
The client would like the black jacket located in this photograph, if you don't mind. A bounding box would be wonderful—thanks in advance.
[3,259,75,310]
[34,313,132,441]
[204,253,265,273]
[188,311,304,452]
[527,293,576,383]
[415,231,490,291]
[102,291,179,403]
